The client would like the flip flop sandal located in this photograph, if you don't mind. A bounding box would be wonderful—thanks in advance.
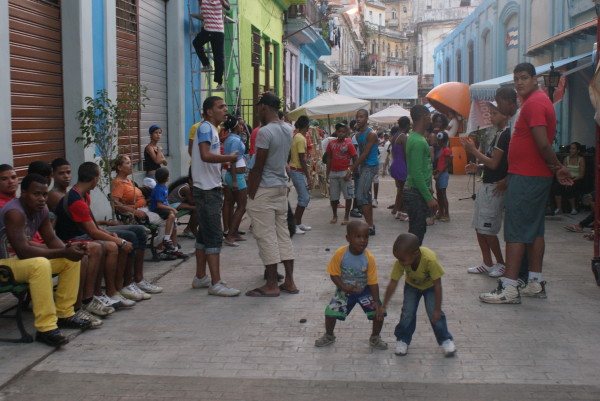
[245,288,279,297]
[564,225,583,233]
[340,220,349,226]
[329,217,338,224]
[224,239,239,247]
[279,285,299,294]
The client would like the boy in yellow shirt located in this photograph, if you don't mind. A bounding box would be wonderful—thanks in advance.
[379,233,456,356]
[315,221,387,349]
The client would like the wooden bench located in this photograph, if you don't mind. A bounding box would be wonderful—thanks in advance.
[0,265,33,343]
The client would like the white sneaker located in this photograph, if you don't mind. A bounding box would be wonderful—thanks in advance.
[109,293,136,308]
[97,293,120,309]
[131,282,152,300]
[75,309,102,328]
[441,339,456,357]
[192,275,211,289]
[298,224,312,231]
[520,280,547,298]
[467,264,492,274]
[479,280,520,304]
[570,209,578,215]
[208,280,241,297]
[136,279,163,294]
[394,340,408,356]
[295,227,305,235]
[200,65,213,72]
[488,264,506,278]
[120,283,144,301]
[85,297,115,316]
[215,84,224,91]
[372,199,378,208]
[554,208,562,215]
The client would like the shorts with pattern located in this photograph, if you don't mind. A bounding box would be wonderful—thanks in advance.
[324,286,385,321]
[328,170,352,202]
[472,182,505,235]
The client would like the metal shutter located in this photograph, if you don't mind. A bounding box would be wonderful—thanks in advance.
[9,0,64,176]
[139,0,168,154]
[116,0,141,163]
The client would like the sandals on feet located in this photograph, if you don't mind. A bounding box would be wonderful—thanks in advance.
[329,217,337,224]
[564,225,583,233]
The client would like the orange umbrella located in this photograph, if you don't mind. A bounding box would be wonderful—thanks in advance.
[425,82,471,118]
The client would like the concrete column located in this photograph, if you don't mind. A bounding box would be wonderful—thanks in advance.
[167,0,188,177]
[0,0,13,163]
[61,0,95,170]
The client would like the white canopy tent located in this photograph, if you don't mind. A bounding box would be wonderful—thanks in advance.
[286,92,370,120]
[369,104,411,124]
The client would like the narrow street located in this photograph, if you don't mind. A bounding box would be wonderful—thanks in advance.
[1,175,599,400]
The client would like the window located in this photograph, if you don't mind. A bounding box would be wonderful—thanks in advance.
[481,29,490,80]
[456,50,462,81]
[387,43,390,57]
[391,8,397,19]
[445,58,450,83]
[395,45,398,58]
[460,1,471,6]
[372,40,376,54]
[467,41,474,84]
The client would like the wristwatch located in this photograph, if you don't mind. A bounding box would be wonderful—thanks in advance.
[119,239,126,248]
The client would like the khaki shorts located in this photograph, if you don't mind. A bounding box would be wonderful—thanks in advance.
[247,186,294,266]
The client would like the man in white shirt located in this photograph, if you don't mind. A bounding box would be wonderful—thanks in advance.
[191,96,240,296]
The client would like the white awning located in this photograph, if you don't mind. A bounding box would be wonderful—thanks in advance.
[338,75,418,100]
[470,52,593,100]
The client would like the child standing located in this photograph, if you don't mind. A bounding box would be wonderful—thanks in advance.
[326,123,357,225]
[149,167,182,257]
[379,233,456,357]
[433,131,452,221]
[315,221,387,349]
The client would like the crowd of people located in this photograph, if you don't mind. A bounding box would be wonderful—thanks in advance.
[0,62,587,359]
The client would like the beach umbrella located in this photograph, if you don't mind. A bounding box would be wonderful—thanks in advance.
[368,104,411,124]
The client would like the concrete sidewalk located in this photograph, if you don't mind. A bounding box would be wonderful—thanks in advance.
[1,174,600,400]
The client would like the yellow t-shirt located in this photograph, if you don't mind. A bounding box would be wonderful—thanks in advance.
[289,133,307,170]
[326,245,378,290]
[188,122,202,142]
[390,247,444,290]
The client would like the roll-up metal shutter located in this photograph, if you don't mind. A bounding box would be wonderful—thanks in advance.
[139,0,168,154]
[116,0,141,163]
[9,0,64,176]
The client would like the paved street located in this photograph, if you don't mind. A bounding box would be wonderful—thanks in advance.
[1,175,600,400]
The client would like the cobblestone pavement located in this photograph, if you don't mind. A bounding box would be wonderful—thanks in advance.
[1,175,600,400]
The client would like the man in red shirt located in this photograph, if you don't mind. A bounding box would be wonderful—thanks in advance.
[0,164,18,209]
[480,63,572,305]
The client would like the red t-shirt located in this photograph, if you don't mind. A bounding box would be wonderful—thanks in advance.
[326,138,357,171]
[508,90,556,177]
[436,147,452,172]
[0,193,15,209]
[249,126,260,155]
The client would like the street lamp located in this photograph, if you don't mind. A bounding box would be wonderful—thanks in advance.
[542,64,561,102]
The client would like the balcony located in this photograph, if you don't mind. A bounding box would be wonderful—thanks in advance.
[285,1,323,26]
[387,18,399,28]
[285,1,327,46]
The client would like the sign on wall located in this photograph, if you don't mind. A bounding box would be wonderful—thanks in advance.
[506,28,519,49]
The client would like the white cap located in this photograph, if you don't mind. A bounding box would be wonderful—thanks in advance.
[143,177,156,189]
[487,100,498,109]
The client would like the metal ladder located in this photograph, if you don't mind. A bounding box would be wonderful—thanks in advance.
[188,0,241,121]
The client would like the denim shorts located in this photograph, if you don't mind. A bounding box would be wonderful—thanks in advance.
[355,164,378,206]
[193,186,224,254]
[224,171,247,190]
[290,169,310,207]
[436,171,449,189]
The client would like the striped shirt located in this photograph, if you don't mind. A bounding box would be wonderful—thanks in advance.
[201,0,224,32]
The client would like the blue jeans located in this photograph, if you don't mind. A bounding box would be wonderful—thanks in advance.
[404,187,428,245]
[356,164,378,206]
[193,187,223,255]
[105,224,147,255]
[394,283,453,346]
[290,169,310,207]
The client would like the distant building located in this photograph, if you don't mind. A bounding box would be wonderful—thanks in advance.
[413,0,482,100]
[433,0,597,146]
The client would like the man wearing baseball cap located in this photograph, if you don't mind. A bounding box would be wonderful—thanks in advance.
[246,92,299,297]
[460,100,510,279]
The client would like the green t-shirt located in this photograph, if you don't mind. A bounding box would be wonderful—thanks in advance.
[405,132,433,202]
[390,247,444,290]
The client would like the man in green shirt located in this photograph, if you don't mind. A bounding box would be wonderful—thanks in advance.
[404,105,438,244]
